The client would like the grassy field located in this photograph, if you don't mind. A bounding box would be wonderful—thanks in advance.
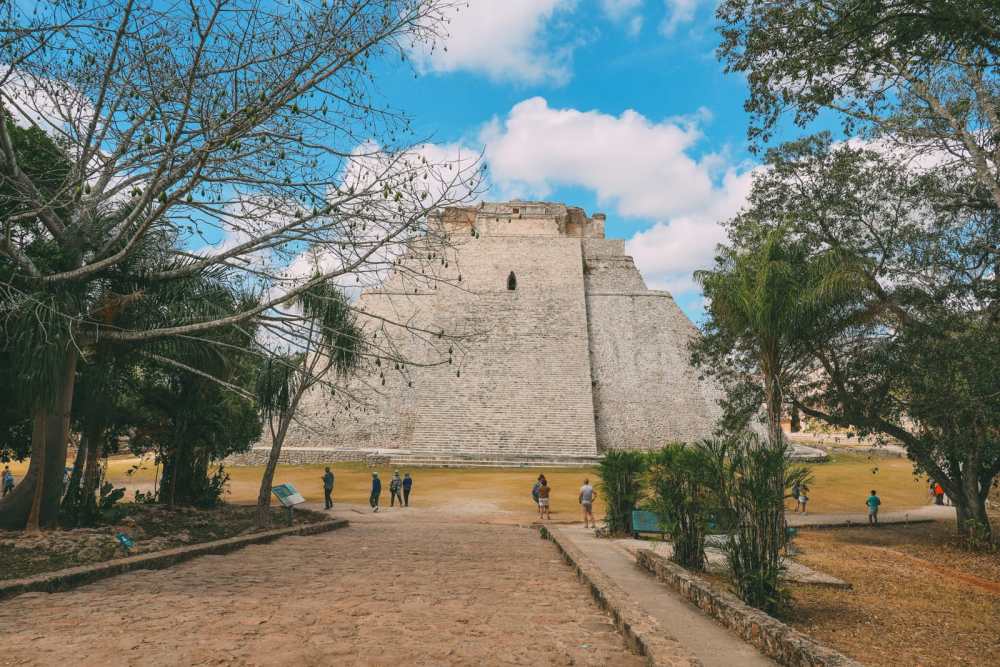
[790,521,1000,666]
[5,450,931,518]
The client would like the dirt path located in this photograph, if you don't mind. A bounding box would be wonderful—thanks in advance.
[0,506,643,666]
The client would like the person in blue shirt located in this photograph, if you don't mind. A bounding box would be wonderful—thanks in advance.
[369,472,381,513]
[867,489,881,525]
[322,467,335,510]
[402,472,413,507]
[2,466,14,497]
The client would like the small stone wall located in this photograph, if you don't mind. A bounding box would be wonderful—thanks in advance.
[225,448,388,466]
[0,519,349,601]
[540,526,700,667]
[635,550,862,667]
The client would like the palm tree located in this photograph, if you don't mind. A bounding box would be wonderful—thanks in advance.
[696,227,815,449]
[254,281,363,528]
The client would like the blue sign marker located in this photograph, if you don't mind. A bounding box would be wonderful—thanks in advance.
[116,532,135,554]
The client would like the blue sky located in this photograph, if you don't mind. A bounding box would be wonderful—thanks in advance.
[373,0,762,320]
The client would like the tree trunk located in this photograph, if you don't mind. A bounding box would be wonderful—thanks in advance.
[63,434,88,505]
[763,372,785,451]
[790,405,801,433]
[80,423,105,522]
[256,414,294,529]
[25,411,47,532]
[0,347,78,530]
[59,427,92,524]
[954,473,992,542]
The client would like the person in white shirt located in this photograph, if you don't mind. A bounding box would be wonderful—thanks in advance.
[579,479,597,528]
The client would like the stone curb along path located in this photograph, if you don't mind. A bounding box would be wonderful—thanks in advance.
[0,518,349,601]
[539,525,704,667]
[635,550,863,667]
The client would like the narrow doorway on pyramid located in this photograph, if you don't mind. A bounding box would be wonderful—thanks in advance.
[507,271,517,290]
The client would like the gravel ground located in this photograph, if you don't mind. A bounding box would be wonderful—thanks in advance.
[0,506,643,667]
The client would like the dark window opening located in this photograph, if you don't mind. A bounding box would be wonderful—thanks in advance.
[512,207,519,214]
[507,271,517,291]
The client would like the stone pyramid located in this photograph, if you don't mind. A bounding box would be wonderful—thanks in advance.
[235,201,723,467]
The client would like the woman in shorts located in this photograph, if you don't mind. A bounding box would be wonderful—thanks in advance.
[537,479,551,520]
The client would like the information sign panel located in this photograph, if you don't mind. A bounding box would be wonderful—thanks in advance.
[272,483,305,507]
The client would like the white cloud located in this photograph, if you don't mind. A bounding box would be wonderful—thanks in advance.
[626,169,754,295]
[480,97,755,300]
[411,0,576,85]
[600,0,644,36]
[660,0,700,36]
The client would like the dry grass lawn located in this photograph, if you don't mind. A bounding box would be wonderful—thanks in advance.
[789,521,1000,666]
[5,450,931,518]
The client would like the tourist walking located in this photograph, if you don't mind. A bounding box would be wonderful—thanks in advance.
[402,472,413,507]
[791,481,801,512]
[798,487,809,514]
[322,467,335,510]
[934,482,945,506]
[2,466,13,497]
[370,472,382,512]
[390,471,403,507]
[867,489,881,525]
[537,478,551,520]
[579,478,597,528]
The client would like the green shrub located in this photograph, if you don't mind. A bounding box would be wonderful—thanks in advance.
[597,449,647,536]
[706,432,801,615]
[646,443,718,570]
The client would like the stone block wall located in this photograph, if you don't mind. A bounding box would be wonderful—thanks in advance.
[636,550,862,667]
[583,238,723,450]
[282,210,600,461]
[239,201,724,465]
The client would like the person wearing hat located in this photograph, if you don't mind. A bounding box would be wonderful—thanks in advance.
[389,471,403,507]
[370,472,382,512]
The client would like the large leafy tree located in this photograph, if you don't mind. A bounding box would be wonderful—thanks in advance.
[717,0,1000,210]
[0,0,478,529]
[730,136,999,539]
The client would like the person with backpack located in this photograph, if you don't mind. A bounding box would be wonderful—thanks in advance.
[537,478,552,520]
[531,474,546,508]
[389,471,403,507]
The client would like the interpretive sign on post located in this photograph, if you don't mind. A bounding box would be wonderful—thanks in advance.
[272,483,305,507]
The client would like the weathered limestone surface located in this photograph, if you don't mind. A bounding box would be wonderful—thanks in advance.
[238,201,722,465]
[583,238,724,449]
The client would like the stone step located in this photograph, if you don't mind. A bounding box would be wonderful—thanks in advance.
[388,450,601,468]
[387,458,599,469]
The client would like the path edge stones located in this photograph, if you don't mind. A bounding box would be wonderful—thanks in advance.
[0,518,349,601]
[635,549,863,667]
[539,524,703,667]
